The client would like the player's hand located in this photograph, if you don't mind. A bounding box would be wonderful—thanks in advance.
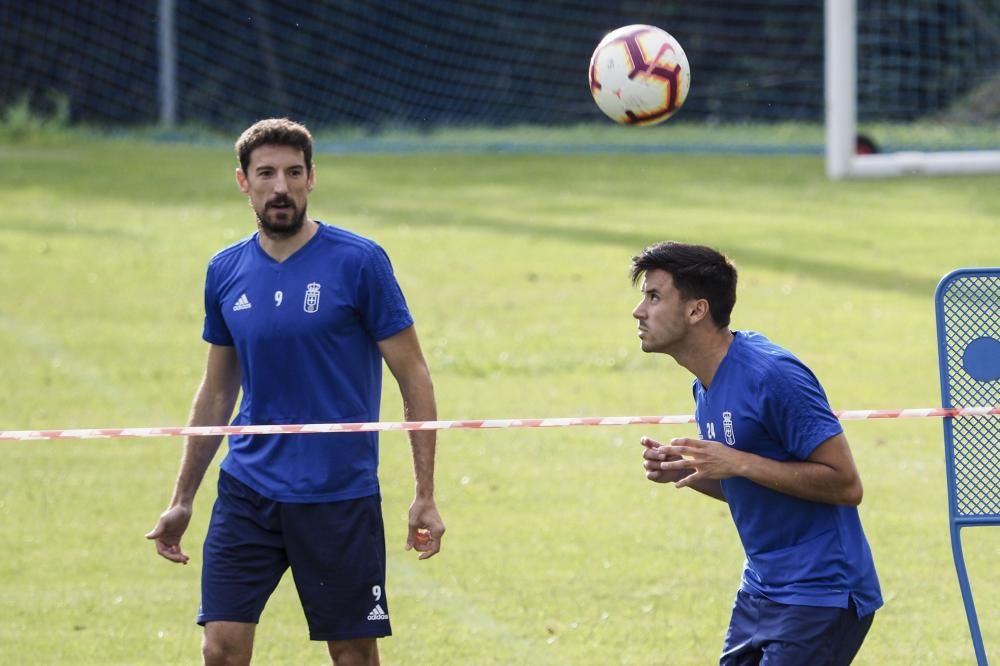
[641,436,695,483]
[406,497,445,560]
[145,505,193,564]
[654,437,741,488]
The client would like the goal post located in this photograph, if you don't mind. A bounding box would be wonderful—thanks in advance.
[825,0,1000,179]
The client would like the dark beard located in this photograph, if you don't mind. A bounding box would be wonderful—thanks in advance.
[256,199,307,239]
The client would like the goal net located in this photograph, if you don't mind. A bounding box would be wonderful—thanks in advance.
[2,0,999,174]
[827,0,1000,178]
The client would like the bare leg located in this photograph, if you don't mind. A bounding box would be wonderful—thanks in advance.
[202,621,255,666]
[327,638,379,666]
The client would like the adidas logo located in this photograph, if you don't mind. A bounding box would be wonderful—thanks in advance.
[232,293,252,311]
[367,604,388,621]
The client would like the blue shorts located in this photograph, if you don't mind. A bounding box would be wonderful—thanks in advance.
[198,471,391,641]
[720,589,875,665]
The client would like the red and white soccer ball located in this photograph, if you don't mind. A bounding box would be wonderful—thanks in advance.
[588,24,691,126]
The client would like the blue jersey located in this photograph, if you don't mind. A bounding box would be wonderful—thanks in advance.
[202,222,414,502]
[693,331,882,617]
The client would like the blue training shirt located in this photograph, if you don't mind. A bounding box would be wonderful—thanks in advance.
[202,222,414,502]
[693,331,883,618]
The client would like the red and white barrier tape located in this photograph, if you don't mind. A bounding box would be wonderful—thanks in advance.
[1,407,998,441]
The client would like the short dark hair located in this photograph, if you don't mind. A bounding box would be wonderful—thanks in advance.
[630,241,738,328]
[235,118,313,175]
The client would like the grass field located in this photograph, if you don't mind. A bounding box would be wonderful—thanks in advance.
[1,134,999,664]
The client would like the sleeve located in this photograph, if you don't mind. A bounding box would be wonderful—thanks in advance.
[201,261,234,346]
[356,244,414,342]
[761,356,843,460]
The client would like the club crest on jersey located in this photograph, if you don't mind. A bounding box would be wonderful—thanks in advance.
[303,282,321,313]
[722,411,736,446]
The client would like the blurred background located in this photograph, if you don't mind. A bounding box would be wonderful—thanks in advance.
[2,0,999,153]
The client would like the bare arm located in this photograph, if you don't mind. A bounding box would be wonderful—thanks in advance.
[145,344,241,563]
[655,432,863,506]
[378,325,445,559]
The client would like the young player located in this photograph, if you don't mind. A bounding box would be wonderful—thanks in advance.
[632,241,881,665]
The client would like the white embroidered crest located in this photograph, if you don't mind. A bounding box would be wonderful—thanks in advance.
[722,411,736,446]
[303,282,321,313]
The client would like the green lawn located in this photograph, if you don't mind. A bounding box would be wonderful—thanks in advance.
[1,137,998,664]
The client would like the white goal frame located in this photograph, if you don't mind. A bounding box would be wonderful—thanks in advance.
[825,0,1000,179]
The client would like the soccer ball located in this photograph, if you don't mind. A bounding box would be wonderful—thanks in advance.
[588,24,691,126]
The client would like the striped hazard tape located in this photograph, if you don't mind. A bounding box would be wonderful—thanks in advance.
[1,406,998,440]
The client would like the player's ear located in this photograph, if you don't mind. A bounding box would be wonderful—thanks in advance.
[235,168,250,194]
[307,165,316,192]
[689,299,710,323]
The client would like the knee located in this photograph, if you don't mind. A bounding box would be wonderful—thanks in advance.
[202,635,251,666]
[327,638,378,666]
